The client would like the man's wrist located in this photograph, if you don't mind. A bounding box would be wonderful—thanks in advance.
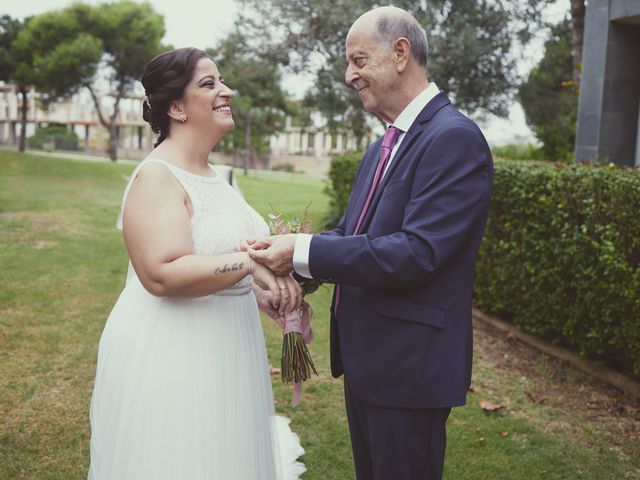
[293,233,313,279]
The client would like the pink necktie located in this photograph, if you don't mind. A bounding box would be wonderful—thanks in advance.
[353,125,403,235]
[335,125,403,316]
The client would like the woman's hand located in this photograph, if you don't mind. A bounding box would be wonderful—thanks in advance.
[251,260,284,311]
[252,284,284,328]
[251,261,301,315]
[275,273,302,314]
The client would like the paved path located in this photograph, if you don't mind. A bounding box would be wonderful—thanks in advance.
[0,146,139,165]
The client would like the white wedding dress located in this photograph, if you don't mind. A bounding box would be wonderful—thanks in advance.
[88,159,305,479]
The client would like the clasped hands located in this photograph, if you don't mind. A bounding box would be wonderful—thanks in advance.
[241,234,299,319]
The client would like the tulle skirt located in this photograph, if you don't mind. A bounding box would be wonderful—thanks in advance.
[89,274,305,479]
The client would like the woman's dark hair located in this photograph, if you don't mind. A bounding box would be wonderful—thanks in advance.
[141,48,209,147]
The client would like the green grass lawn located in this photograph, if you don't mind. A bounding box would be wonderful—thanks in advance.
[1,151,638,479]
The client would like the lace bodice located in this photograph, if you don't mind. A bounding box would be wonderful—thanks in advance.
[116,159,269,293]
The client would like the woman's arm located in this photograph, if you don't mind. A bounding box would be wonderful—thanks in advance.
[122,162,292,308]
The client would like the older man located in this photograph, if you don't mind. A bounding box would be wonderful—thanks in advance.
[250,6,493,479]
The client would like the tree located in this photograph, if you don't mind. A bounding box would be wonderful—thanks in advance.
[303,56,372,148]
[519,19,577,161]
[14,1,165,161]
[236,0,553,132]
[209,30,289,175]
[569,0,586,88]
[0,15,21,82]
[0,15,34,152]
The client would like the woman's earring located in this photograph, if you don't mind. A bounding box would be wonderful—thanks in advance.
[180,112,187,123]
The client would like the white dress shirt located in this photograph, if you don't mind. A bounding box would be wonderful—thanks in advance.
[293,83,441,279]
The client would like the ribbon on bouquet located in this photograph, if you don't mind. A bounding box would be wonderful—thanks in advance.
[280,301,316,406]
[283,302,314,342]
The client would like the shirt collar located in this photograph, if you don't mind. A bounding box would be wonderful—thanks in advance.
[390,82,440,132]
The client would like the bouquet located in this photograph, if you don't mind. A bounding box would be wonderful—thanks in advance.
[268,204,322,405]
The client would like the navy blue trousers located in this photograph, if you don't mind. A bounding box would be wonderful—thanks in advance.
[344,380,451,480]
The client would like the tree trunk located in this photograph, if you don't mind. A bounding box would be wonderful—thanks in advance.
[108,123,118,162]
[243,110,252,176]
[570,0,586,89]
[107,86,125,162]
[85,82,121,162]
[19,88,28,152]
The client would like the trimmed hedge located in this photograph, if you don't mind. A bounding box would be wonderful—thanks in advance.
[475,160,640,375]
[325,152,640,375]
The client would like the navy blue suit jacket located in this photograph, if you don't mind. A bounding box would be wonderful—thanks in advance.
[308,93,493,409]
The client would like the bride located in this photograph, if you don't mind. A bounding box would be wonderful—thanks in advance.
[88,47,306,479]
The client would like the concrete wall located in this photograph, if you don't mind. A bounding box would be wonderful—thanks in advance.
[575,0,640,166]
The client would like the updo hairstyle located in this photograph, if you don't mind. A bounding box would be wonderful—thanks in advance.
[141,48,209,147]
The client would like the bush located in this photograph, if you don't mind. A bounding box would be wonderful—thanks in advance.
[324,151,362,228]
[271,162,295,172]
[492,143,545,161]
[474,160,640,375]
[27,125,79,151]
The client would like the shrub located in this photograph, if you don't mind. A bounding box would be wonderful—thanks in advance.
[271,162,295,172]
[474,160,640,375]
[492,143,545,161]
[324,151,362,228]
[27,125,79,151]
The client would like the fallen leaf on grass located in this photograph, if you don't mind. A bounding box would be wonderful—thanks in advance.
[479,400,504,411]
[269,364,281,375]
[526,391,546,404]
[500,431,509,437]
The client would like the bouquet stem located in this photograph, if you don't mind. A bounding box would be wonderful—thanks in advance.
[281,331,317,384]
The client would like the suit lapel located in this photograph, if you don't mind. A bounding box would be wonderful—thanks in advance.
[354,92,452,234]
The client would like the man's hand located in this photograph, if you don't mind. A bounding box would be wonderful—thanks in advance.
[248,234,297,276]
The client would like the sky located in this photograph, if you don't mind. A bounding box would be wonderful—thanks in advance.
[3,0,571,146]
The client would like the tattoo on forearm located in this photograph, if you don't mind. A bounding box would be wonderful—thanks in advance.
[214,262,245,275]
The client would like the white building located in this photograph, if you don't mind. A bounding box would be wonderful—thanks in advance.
[0,83,373,175]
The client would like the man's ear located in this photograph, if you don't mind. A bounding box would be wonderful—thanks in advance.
[394,37,411,73]
[167,100,185,122]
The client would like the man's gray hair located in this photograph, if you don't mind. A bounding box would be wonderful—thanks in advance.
[374,14,428,69]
